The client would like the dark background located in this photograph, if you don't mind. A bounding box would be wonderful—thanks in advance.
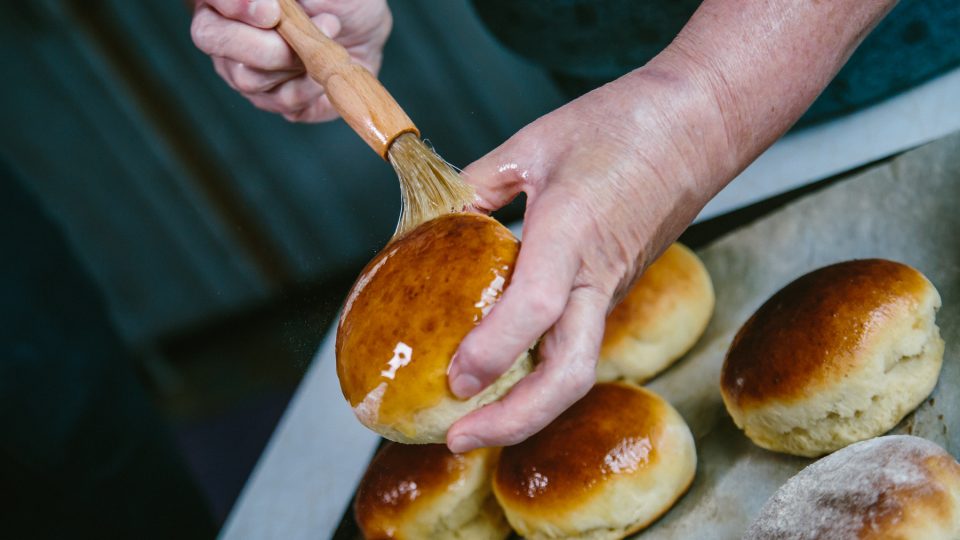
[0,0,564,524]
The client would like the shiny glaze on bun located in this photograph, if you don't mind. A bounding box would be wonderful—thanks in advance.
[494,383,669,510]
[337,213,519,437]
[721,259,932,409]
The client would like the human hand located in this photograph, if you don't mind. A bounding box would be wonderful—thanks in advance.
[443,0,898,453]
[190,0,392,122]
[444,61,738,453]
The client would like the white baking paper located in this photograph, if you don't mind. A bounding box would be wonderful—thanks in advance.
[639,131,960,538]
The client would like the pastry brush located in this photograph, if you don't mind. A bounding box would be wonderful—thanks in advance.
[274,0,475,239]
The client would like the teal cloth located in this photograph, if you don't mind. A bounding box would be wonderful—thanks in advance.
[472,0,960,127]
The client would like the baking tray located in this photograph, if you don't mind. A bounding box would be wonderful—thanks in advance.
[334,131,960,539]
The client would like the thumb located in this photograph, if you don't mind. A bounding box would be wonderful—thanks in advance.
[460,141,540,213]
[447,198,578,399]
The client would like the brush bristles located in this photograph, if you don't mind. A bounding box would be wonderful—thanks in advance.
[387,133,476,240]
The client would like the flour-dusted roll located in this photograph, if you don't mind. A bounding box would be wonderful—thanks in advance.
[598,243,714,384]
[721,259,944,457]
[337,213,534,443]
[354,443,510,540]
[745,435,960,540]
[492,383,696,540]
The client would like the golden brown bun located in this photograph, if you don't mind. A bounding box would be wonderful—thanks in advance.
[598,243,714,384]
[355,443,510,540]
[493,383,696,540]
[745,435,960,539]
[721,259,944,457]
[337,213,534,443]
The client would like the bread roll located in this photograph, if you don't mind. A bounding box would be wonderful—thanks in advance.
[492,383,696,540]
[354,443,510,540]
[745,435,960,540]
[598,243,714,384]
[721,259,944,457]
[337,213,534,443]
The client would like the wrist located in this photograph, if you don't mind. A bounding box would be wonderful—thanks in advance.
[608,54,742,203]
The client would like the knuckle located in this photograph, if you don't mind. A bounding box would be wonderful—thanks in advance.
[498,417,533,446]
[231,66,267,93]
[280,86,323,114]
[459,341,512,381]
[526,289,565,322]
[211,0,246,20]
[455,340,486,372]
[276,89,305,110]
[563,361,596,397]
[189,15,212,52]
[257,36,295,70]
[379,8,394,39]
[569,371,594,397]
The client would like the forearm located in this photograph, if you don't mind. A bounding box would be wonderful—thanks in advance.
[612,0,897,200]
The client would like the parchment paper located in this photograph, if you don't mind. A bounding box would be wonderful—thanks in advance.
[637,131,960,538]
[332,133,959,540]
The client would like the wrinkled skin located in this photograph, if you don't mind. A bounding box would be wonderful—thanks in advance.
[191,0,391,122]
[191,0,897,453]
[443,65,732,452]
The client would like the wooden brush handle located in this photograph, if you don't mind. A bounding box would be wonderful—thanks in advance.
[275,0,417,158]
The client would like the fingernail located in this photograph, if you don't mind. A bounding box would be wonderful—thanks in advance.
[249,0,280,27]
[449,435,481,453]
[451,373,482,399]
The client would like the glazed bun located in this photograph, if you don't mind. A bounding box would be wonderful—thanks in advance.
[493,383,696,540]
[597,243,714,384]
[721,259,944,457]
[745,435,960,540]
[354,443,510,540]
[337,213,533,443]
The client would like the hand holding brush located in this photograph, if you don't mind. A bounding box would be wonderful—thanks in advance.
[193,0,473,238]
[192,0,899,452]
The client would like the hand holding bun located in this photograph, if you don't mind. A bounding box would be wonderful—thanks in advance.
[721,259,944,457]
[355,443,510,540]
[745,435,960,540]
[337,213,533,444]
[493,383,696,539]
